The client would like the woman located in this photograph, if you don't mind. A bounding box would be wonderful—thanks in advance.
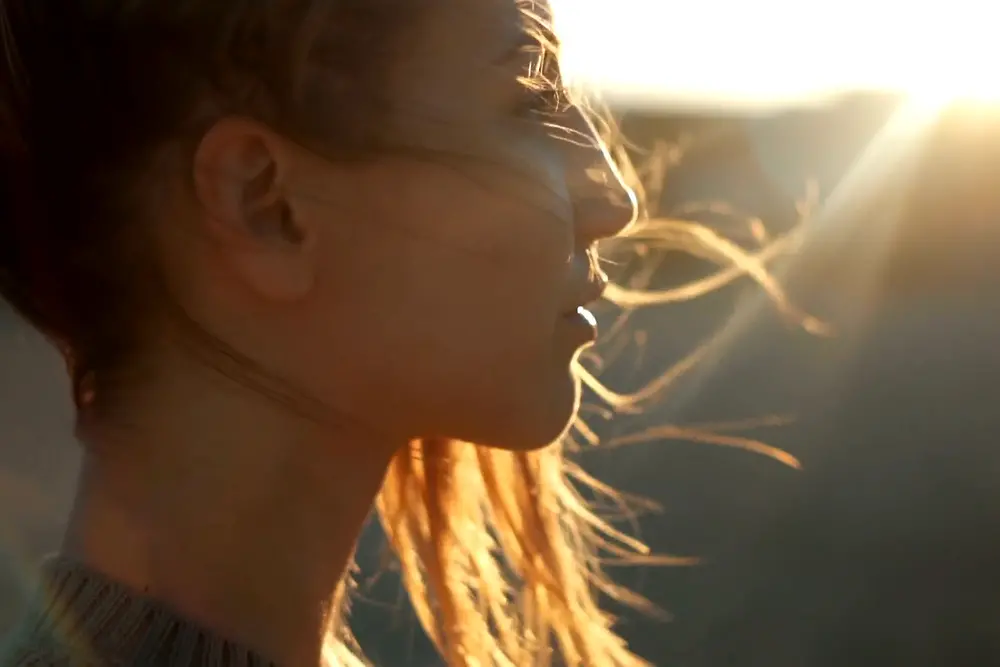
[0,0,654,665]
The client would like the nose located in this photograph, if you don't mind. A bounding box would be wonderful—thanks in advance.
[563,109,638,245]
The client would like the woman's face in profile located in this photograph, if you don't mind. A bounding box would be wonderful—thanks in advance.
[185,0,636,450]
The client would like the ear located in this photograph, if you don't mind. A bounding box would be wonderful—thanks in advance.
[192,116,317,301]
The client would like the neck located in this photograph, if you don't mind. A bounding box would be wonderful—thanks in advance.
[62,354,400,667]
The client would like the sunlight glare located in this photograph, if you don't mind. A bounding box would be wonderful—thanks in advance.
[549,0,999,111]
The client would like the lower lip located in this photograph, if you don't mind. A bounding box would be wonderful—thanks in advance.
[559,306,598,345]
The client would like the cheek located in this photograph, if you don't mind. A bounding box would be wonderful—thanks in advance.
[393,116,576,230]
[378,203,565,374]
[309,165,575,427]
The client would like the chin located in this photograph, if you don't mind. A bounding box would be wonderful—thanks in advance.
[468,370,581,452]
[478,420,570,452]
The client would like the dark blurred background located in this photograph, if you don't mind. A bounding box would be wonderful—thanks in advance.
[4,91,1000,666]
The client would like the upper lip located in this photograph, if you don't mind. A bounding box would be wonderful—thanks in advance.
[562,249,608,314]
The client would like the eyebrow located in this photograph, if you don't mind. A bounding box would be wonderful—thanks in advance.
[495,23,563,68]
[494,32,540,65]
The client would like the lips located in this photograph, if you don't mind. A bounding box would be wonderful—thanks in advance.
[575,305,597,327]
[562,277,608,317]
[559,300,601,346]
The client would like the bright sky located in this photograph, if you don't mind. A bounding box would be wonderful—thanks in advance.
[550,0,998,110]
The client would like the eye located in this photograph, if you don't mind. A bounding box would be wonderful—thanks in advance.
[514,82,565,117]
[513,52,568,119]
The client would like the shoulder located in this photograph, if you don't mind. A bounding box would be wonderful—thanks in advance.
[1,619,71,667]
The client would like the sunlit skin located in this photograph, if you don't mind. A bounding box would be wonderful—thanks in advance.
[63,0,635,665]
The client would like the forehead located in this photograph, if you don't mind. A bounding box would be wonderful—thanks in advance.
[411,0,526,62]
[390,0,527,100]
[384,0,538,149]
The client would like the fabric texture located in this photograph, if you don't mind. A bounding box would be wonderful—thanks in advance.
[1,557,278,667]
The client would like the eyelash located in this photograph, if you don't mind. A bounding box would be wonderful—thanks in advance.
[515,84,565,118]
[514,51,568,119]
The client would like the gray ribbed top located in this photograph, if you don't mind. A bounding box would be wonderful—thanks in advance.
[2,557,279,667]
